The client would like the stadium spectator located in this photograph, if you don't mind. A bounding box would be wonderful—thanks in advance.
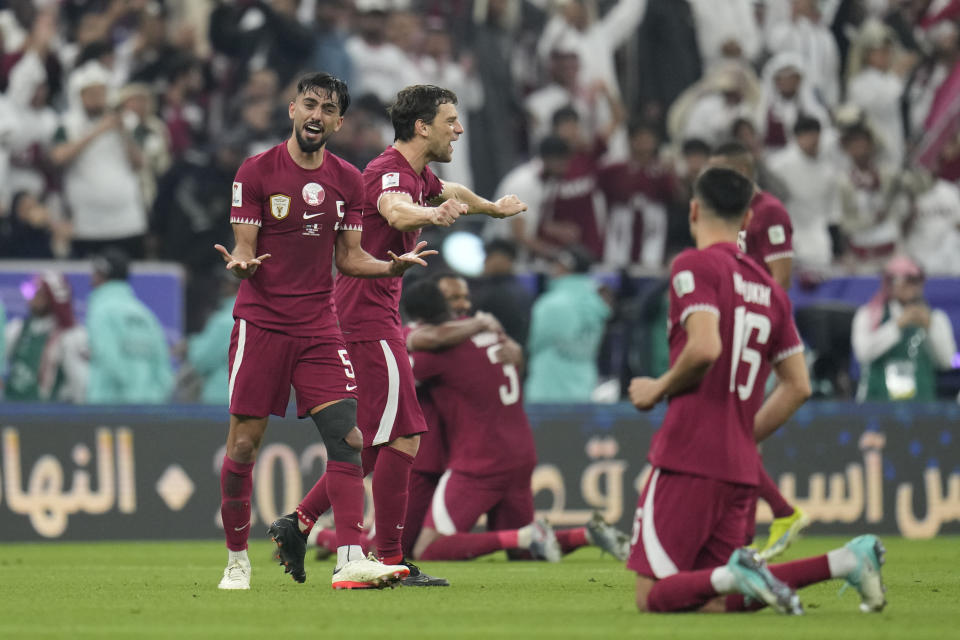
[0,191,69,259]
[627,166,885,615]
[758,52,831,155]
[485,135,571,263]
[310,0,354,89]
[852,255,957,401]
[767,116,842,270]
[730,117,790,203]
[765,0,842,107]
[600,120,681,268]
[663,138,709,259]
[4,271,88,403]
[525,245,610,403]
[668,63,762,147]
[846,19,910,169]
[115,82,172,217]
[905,177,960,275]
[524,43,590,148]
[51,61,148,259]
[469,238,533,348]
[536,99,624,262]
[837,124,908,269]
[85,248,172,405]
[345,0,419,105]
[687,0,761,70]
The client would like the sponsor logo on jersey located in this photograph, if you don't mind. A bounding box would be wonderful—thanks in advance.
[232,182,242,207]
[270,194,291,220]
[673,270,695,297]
[382,172,400,189]
[768,224,786,245]
[302,182,325,206]
[302,223,322,237]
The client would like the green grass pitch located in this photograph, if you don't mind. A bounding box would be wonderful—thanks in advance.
[0,537,957,639]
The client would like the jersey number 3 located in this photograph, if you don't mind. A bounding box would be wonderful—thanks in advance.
[729,306,771,400]
[484,345,520,406]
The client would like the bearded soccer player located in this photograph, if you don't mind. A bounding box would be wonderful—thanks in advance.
[292,84,526,586]
[214,72,434,590]
[626,167,886,615]
[710,141,809,560]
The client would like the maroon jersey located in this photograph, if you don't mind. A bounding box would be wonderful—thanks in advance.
[538,141,606,259]
[402,325,448,474]
[599,160,679,262]
[411,330,536,475]
[230,143,363,338]
[335,147,444,342]
[648,243,803,486]
[741,191,794,270]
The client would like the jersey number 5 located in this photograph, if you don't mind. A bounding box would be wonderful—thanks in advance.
[484,345,520,406]
[729,306,770,400]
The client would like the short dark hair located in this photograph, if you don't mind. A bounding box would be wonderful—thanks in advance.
[401,278,451,324]
[693,167,755,221]
[681,138,711,157]
[793,115,821,136]
[388,85,458,142]
[484,238,518,261]
[92,247,131,281]
[551,105,580,128]
[627,119,660,139]
[430,270,465,285]
[712,140,751,159]
[296,72,351,115]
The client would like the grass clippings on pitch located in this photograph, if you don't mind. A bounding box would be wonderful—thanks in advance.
[0,537,957,639]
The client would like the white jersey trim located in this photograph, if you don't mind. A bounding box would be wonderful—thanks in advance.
[338,223,362,232]
[228,319,247,404]
[230,216,262,227]
[764,250,795,262]
[679,304,720,326]
[372,339,400,446]
[773,343,805,363]
[642,468,679,579]
[431,470,457,535]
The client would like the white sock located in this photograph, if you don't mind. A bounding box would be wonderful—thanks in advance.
[827,548,857,578]
[710,566,737,594]
[516,523,535,549]
[336,545,365,569]
[228,549,248,564]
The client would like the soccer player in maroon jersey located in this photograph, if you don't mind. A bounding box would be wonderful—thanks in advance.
[401,277,629,563]
[626,167,886,614]
[293,84,526,586]
[213,72,435,591]
[710,141,810,560]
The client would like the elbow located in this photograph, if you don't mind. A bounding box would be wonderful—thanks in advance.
[795,378,813,403]
[690,339,722,369]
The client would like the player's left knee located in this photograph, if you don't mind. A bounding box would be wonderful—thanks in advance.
[311,399,362,466]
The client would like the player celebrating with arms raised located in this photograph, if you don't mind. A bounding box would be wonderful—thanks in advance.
[215,72,433,591]
[627,167,886,615]
[293,84,526,586]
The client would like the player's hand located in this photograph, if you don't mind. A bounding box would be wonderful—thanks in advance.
[474,311,503,334]
[490,194,527,219]
[629,376,663,411]
[432,199,467,227]
[387,241,438,276]
[214,244,271,279]
[493,338,524,367]
[898,303,931,329]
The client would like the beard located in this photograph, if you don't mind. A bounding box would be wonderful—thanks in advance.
[295,126,330,153]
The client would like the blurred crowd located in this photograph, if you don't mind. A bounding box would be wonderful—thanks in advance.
[1,0,959,404]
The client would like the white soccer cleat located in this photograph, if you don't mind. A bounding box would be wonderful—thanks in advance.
[842,535,887,613]
[585,512,631,562]
[331,553,410,590]
[527,518,562,563]
[218,555,251,590]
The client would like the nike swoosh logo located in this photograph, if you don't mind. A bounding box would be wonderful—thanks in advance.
[346,384,358,391]
[234,523,250,532]
[303,212,324,219]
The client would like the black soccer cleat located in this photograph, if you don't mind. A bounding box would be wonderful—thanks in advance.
[400,559,450,587]
[267,512,308,584]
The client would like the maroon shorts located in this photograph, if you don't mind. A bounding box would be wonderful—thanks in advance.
[228,319,357,418]
[423,466,534,535]
[348,338,427,447]
[626,468,754,579]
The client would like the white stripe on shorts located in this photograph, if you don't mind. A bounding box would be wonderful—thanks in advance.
[642,468,679,578]
[431,469,456,535]
[372,339,400,446]
[227,319,247,405]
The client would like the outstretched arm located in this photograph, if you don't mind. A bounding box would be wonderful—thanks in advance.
[379,192,467,232]
[407,312,502,352]
[437,181,527,219]
[335,230,436,278]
